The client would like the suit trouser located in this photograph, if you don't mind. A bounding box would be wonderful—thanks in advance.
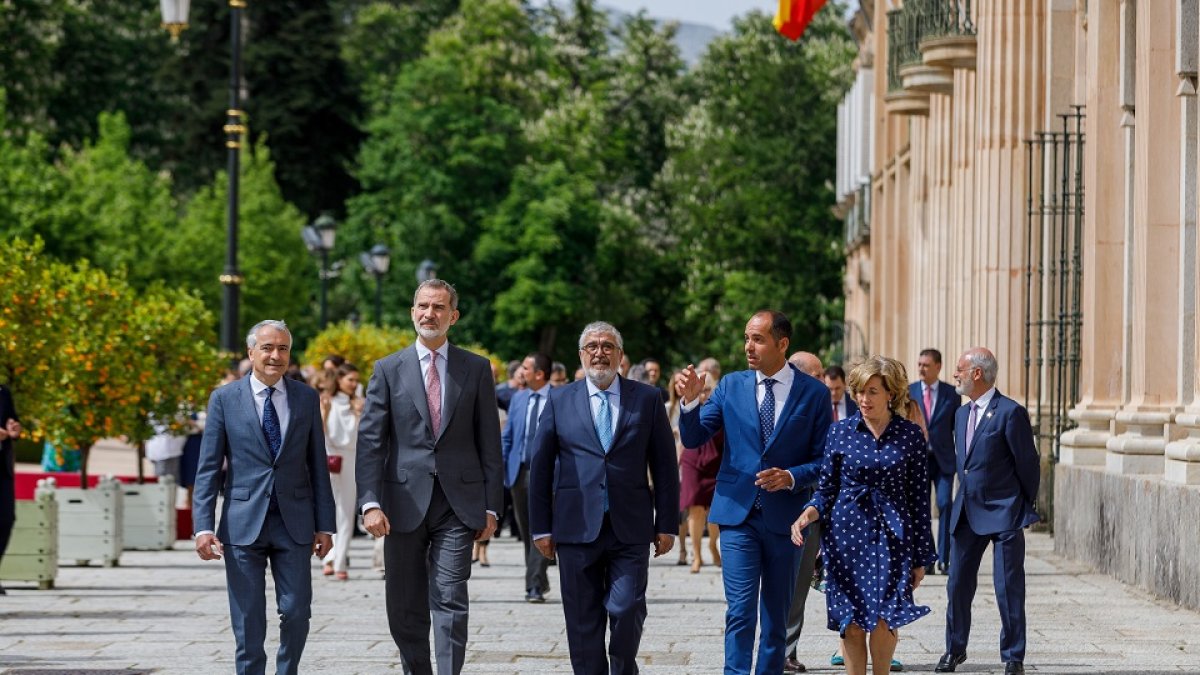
[224,508,313,675]
[385,480,474,675]
[784,520,821,660]
[556,515,650,675]
[510,467,551,593]
[945,519,1027,663]
[929,457,954,567]
[720,508,801,675]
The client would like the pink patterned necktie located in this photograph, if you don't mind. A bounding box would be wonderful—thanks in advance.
[426,351,442,434]
[923,385,933,424]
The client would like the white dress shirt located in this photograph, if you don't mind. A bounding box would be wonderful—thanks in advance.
[414,340,450,412]
[584,376,622,438]
[250,373,290,440]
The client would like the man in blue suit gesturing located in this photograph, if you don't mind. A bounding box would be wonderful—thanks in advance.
[194,320,337,675]
[528,321,679,675]
[935,348,1040,675]
[501,351,553,603]
[675,310,832,675]
[909,348,962,575]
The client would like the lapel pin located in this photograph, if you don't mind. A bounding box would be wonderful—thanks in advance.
[986,411,993,418]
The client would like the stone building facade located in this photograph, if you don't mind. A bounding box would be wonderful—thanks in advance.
[835,0,1200,610]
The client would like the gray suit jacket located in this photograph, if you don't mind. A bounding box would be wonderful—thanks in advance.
[356,343,504,532]
[193,375,337,546]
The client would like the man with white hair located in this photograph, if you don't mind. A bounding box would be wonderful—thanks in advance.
[936,347,1040,675]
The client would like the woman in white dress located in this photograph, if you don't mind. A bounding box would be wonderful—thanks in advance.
[320,362,362,580]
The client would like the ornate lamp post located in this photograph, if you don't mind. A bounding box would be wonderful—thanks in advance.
[160,0,245,353]
[302,214,338,329]
[416,259,438,284]
[359,244,392,326]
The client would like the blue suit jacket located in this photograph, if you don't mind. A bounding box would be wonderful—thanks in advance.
[193,375,337,546]
[501,388,543,489]
[910,380,961,475]
[839,392,859,418]
[527,377,679,545]
[678,365,832,535]
[950,391,1040,536]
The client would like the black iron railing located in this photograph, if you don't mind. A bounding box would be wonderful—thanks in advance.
[921,0,976,40]
[886,8,924,92]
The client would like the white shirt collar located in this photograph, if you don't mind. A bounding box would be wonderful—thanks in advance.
[415,340,450,362]
[972,386,997,410]
[585,375,622,398]
[249,373,283,395]
[755,363,794,387]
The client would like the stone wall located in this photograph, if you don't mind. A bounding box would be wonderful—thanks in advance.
[1054,463,1200,611]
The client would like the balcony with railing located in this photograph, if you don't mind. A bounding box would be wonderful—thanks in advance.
[918,0,977,70]
[885,7,931,114]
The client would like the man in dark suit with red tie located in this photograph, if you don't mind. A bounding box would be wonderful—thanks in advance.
[909,348,962,574]
[528,321,679,675]
[824,364,858,422]
[936,348,1040,675]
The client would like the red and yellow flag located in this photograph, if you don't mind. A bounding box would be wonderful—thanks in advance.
[774,0,827,41]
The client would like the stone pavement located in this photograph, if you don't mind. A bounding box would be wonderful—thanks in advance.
[2,519,1200,674]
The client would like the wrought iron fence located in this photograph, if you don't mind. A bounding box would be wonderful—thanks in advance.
[921,0,975,39]
[886,8,923,92]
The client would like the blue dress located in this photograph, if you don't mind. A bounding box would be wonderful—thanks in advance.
[805,412,937,634]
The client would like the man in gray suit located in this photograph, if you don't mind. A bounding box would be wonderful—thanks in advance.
[193,319,337,675]
[357,279,504,675]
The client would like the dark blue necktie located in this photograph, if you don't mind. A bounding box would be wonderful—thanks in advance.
[263,386,281,461]
[522,392,541,465]
[755,378,777,510]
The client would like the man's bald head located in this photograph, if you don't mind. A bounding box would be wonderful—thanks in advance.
[789,351,824,379]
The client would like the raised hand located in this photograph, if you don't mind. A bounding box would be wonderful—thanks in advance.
[675,365,705,404]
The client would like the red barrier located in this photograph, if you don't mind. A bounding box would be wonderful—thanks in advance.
[14,472,158,500]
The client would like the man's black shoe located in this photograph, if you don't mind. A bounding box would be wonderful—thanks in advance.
[934,652,967,672]
[0,582,6,595]
[1004,662,1025,675]
[525,589,545,603]
[782,656,806,673]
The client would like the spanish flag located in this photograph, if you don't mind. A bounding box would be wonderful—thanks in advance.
[774,0,827,41]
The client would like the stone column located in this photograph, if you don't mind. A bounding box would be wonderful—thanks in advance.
[1107,0,1182,475]
[1059,0,1127,465]
[971,0,1045,396]
[1165,0,1200,484]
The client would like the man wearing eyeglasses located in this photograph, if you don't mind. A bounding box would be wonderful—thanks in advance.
[675,311,833,675]
[528,321,679,675]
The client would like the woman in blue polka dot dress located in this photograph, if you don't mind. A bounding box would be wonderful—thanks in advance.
[792,356,937,675]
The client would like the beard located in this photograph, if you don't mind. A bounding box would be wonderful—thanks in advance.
[412,318,448,340]
[583,356,617,388]
[954,380,970,396]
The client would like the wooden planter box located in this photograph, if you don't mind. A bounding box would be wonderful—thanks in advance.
[0,479,59,589]
[57,476,124,567]
[122,475,177,550]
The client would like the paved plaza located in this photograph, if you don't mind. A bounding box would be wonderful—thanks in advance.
[2,520,1199,674]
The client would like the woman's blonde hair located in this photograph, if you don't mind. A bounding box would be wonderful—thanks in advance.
[846,355,912,414]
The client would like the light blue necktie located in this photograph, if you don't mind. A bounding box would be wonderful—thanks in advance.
[594,390,612,512]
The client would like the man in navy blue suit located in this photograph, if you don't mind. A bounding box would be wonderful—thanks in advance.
[194,320,337,675]
[676,311,832,675]
[501,351,553,603]
[823,364,858,422]
[935,348,1040,675]
[528,321,679,675]
[909,348,962,575]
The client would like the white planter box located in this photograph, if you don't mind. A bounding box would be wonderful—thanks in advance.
[0,479,59,589]
[57,476,124,567]
[121,475,177,550]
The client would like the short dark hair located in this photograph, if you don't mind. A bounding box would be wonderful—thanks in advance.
[525,352,552,380]
[824,365,847,382]
[413,279,459,310]
[323,354,346,369]
[551,362,567,375]
[753,310,792,343]
[919,348,943,364]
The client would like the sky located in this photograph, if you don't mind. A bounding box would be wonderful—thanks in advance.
[593,0,773,30]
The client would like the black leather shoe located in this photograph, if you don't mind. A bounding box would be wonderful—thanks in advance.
[1004,662,1025,675]
[0,582,6,595]
[782,656,806,673]
[525,589,545,603]
[934,652,967,672]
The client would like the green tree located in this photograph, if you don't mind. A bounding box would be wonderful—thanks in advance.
[661,7,854,369]
[340,0,461,105]
[163,137,317,346]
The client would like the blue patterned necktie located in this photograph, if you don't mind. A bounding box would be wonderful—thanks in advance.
[594,390,613,512]
[755,378,777,510]
[522,392,541,464]
[263,386,282,461]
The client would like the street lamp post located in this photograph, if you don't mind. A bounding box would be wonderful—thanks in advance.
[359,244,392,326]
[302,215,338,329]
[417,259,438,284]
[160,0,244,353]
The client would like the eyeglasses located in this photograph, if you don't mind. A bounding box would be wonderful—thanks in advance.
[580,341,619,355]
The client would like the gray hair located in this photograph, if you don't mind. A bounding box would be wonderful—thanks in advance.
[578,321,624,351]
[413,279,459,310]
[965,348,998,385]
[246,320,292,350]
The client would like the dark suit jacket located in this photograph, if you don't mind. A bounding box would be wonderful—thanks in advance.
[356,343,504,533]
[193,375,337,546]
[839,392,859,419]
[950,391,1041,536]
[910,380,961,475]
[527,377,678,545]
[501,387,543,489]
[0,385,17,479]
[678,366,832,535]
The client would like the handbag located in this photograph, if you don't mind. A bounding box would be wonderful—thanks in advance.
[326,454,343,474]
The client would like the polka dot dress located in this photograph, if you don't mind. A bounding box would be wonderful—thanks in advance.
[805,412,938,635]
